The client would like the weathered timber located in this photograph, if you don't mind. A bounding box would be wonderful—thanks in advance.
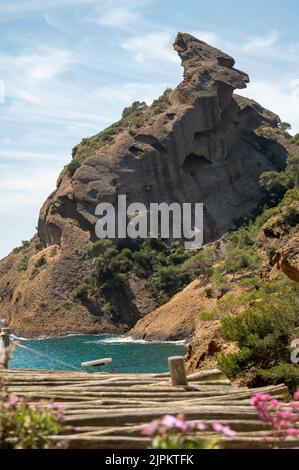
[1,368,297,449]
[168,356,188,386]
[0,327,10,369]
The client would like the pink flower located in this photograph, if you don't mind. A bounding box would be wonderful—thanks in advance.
[196,423,206,431]
[270,399,279,408]
[47,403,66,410]
[142,421,159,437]
[294,390,299,401]
[250,393,270,407]
[54,411,65,422]
[277,410,292,419]
[212,422,236,437]
[8,395,21,407]
[161,415,188,432]
[286,428,299,436]
[212,422,224,433]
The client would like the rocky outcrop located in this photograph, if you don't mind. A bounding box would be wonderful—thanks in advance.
[130,276,238,372]
[261,201,299,282]
[0,33,290,337]
[129,277,217,341]
[38,33,286,248]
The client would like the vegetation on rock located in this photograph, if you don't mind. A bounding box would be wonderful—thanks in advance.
[218,277,299,391]
[65,89,173,176]
[74,238,203,307]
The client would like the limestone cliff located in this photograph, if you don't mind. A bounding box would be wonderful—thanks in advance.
[0,33,290,337]
[261,201,299,282]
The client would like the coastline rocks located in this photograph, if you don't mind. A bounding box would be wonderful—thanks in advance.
[260,202,299,283]
[129,278,216,341]
[0,33,290,337]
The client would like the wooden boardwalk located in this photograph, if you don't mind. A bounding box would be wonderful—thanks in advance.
[2,368,299,449]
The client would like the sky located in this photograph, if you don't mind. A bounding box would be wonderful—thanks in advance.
[0,0,299,259]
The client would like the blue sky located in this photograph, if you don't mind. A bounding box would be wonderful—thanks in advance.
[0,0,299,259]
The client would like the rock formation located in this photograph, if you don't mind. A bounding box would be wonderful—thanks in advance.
[261,201,299,282]
[129,277,216,341]
[0,33,290,337]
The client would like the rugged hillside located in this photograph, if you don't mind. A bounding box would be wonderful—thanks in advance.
[130,183,299,388]
[129,277,219,341]
[0,33,291,337]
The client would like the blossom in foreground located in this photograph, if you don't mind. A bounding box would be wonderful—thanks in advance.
[8,395,21,407]
[212,422,236,437]
[251,389,299,441]
[142,414,235,449]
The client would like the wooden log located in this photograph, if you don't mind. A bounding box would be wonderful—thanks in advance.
[0,327,11,369]
[168,356,188,386]
[187,369,227,382]
[221,436,299,450]
[63,407,260,427]
[81,358,112,367]
[51,435,151,450]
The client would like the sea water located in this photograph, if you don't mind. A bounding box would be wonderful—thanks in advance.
[10,335,187,373]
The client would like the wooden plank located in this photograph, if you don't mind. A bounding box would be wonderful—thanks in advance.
[168,356,188,386]
[1,368,296,450]
[81,358,112,367]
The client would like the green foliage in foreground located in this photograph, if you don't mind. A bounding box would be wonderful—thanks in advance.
[218,279,299,391]
[0,395,65,449]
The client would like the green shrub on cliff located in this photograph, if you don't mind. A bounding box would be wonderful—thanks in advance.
[182,245,215,277]
[151,265,189,298]
[79,237,209,305]
[222,248,261,274]
[35,255,47,268]
[291,133,299,145]
[151,88,172,114]
[122,101,147,119]
[218,279,299,390]
[66,159,81,176]
[87,239,116,259]
[70,89,173,170]
[16,255,29,271]
[73,282,91,301]
[278,122,292,131]
[88,240,133,290]
[259,153,299,206]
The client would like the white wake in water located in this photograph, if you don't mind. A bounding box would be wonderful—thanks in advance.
[85,335,186,346]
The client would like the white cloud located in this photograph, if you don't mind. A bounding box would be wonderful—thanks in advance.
[0,49,74,82]
[91,0,151,29]
[0,79,5,103]
[95,7,139,27]
[238,77,299,134]
[0,48,110,126]
[94,82,169,105]
[0,149,63,163]
[0,167,58,193]
[0,164,59,257]
[191,30,222,48]
[122,32,179,63]
[0,165,59,213]
[243,31,280,53]
[0,0,98,17]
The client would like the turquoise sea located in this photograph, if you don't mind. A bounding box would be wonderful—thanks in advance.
[10,335,187,373]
